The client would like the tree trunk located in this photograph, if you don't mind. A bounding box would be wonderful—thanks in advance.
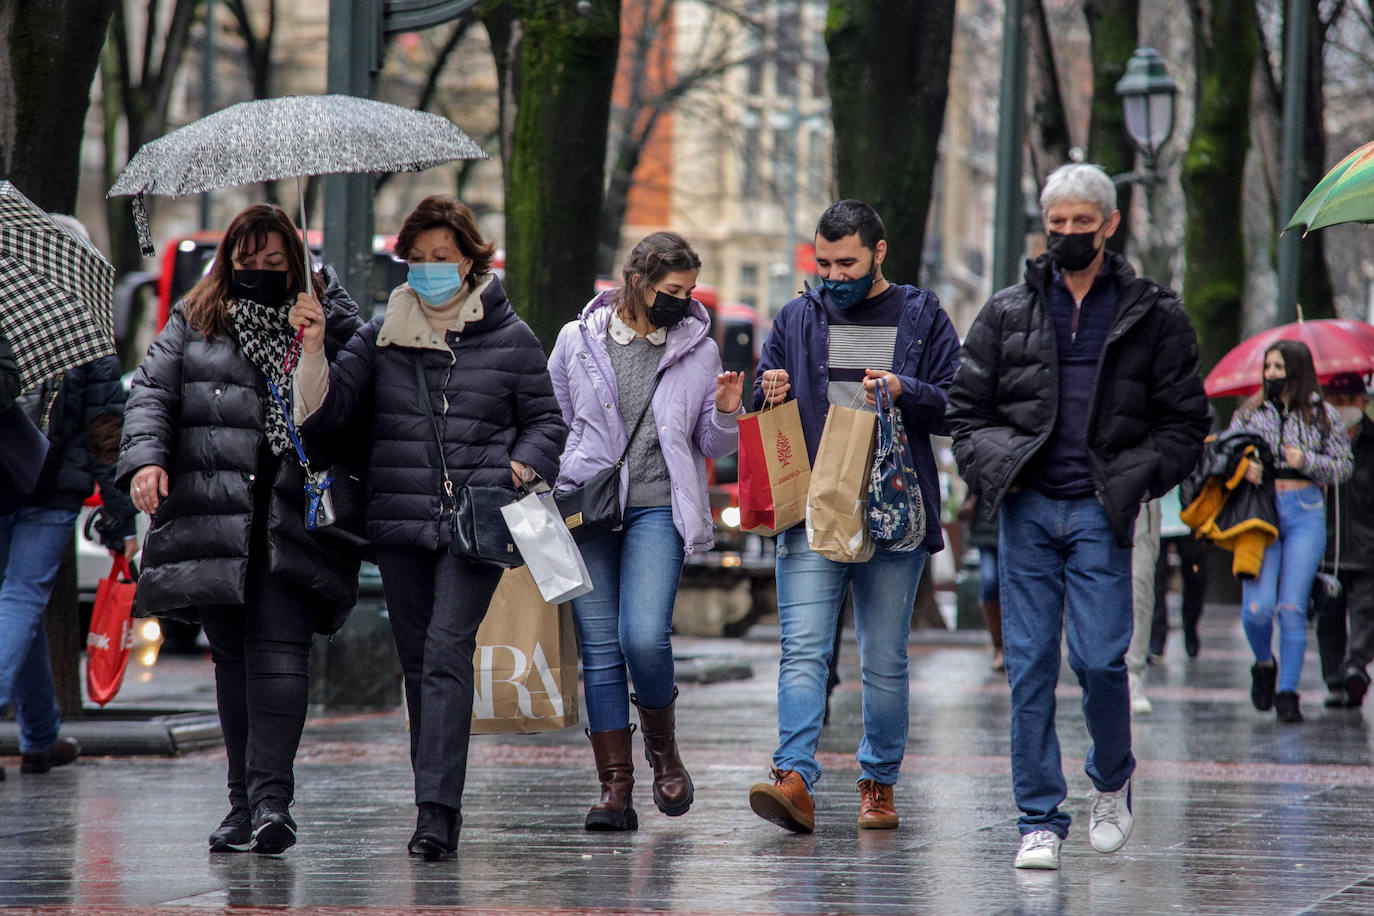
[0,0,117,212]
[1182,0,1256,374]
[1297,0,1334,318]
[502,0,620,349]
[826,0,956,285]
[1025,0,1073,184]
[45,545,84,718]
[1084,0,1139,255]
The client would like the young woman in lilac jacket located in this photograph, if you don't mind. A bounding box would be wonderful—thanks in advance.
[548,232,743,832]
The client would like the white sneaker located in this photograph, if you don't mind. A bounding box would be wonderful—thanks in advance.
[1129,671,1153,715]
[1014,829,1062,869]
[1089,778,1134,853]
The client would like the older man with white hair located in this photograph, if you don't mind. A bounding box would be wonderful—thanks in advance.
[946,163,1210,869]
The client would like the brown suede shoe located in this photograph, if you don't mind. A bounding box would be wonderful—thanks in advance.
[748,768,814,833]
[856,778,898,829]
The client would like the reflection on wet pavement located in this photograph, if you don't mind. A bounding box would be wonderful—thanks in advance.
[3,604,1374,914]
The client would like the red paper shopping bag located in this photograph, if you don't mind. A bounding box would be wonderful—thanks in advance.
[738,398,811,536]
[86,556,137,706]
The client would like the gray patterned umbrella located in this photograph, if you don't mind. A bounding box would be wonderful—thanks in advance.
[0,182,116,389]
[108,94,488,255]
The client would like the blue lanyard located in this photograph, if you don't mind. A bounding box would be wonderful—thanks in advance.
[267,379,311,470]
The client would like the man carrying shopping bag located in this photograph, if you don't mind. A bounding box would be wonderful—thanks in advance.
[746,200,960,833]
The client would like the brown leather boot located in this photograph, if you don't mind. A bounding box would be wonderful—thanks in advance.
[585,727,638,831]
[632,688,694,816]
[982,599,1005,671]
[856,778,899,829]
[749,768,814,833]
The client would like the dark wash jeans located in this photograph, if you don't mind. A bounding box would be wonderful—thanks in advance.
[200,535,321,811]
[373,545,502,812]
[999,488,1135,839]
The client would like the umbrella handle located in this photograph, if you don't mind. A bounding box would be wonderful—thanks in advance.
[297,175,311,283]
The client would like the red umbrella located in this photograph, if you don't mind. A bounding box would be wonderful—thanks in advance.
[1204,314,1374,397]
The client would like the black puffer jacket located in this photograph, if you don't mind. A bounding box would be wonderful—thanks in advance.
[302,275,567,549]
[117,268,363,629]
[0,332,18,412]
[947,251,1210,546]
[24,355,137,547]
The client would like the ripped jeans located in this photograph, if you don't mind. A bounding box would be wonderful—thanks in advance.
[1241,485,1327,693]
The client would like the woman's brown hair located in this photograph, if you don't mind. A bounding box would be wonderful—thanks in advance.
[393,195,495,292]
[183,204,323,337]
[615,231,701,320]
[1239,339,1330,432]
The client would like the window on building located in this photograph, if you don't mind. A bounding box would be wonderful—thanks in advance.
[745,32,764,96]
[775,2,801,97]
[742,108,762,198]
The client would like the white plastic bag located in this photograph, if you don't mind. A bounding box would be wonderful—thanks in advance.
[500,489,595,604]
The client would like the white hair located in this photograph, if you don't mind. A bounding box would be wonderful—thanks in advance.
[1039,164,1117,218]
[49,213,91,243]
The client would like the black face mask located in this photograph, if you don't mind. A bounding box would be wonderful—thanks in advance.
[647,290,690,328]
[1263,377,1286,402]
[229,269,291,306]
[1046,229,1102,272]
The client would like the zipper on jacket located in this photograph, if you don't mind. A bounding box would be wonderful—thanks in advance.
[1071,298,1082,344]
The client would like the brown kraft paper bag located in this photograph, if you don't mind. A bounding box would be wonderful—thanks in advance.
[805,403,877,563]
[737,398,812,536]
[470,565,581,735]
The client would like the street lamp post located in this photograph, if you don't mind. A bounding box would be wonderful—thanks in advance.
[1115,48,1178,285]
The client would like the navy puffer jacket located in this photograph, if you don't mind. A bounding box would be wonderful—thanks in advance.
[25,355,137,547]
[301,275,567,549]
[117,267,364,628]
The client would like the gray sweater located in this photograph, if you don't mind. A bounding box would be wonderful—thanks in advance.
[604,329,671,507]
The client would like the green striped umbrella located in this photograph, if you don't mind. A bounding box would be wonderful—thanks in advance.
[1284,140,1374,234]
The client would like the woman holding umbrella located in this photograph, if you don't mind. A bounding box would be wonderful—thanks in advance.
[119,203,364,854]
[288,195,566,859]
[1230,340,1353,723]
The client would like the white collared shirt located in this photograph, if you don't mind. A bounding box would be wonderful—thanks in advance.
[608,309,667,346]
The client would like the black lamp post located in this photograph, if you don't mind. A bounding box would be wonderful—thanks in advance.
[1114,47,1178,185]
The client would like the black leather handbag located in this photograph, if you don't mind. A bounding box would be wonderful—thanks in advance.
[268,381,369,549]
[552,371,663,544]
[414,360,523,569]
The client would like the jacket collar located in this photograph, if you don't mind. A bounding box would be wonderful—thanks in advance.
[377,274,495,351]
[1024,250,1161,338]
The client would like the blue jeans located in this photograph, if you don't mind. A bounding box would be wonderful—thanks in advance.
[979,547,999,603]
[772,526,928,790]
[1242,485,1327,693]
[571,506,685,732]
[0,507,79,753]
[999,489,1134,839]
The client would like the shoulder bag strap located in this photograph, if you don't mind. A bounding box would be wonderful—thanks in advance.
[414,358,458,512]
[267,380,312,473]
[615,370,664,470]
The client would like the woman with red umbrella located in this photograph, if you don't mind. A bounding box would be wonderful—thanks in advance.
[1229,340,1353,723]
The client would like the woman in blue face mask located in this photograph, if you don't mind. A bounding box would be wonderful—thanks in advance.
[1229,339,1353,723]
[288,195,568,859]
[546,231,744,833]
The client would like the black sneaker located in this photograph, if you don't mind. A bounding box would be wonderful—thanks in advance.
[209,807,253,852]
[250,798,297,854]
[20,736,80,774]
[1345,667,1369,707]
[1251,660,1278,711]
[1275,691,1303,723]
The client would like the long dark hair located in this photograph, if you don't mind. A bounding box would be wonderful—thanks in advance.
[615,231,701,321]
[1240,339,1328,432]
[184,204,323,337]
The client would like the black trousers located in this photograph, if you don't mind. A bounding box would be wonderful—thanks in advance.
[374,545,502,811]
[1150,535,1207,655]
[200,540,319,810]
[1314,569,1374,687]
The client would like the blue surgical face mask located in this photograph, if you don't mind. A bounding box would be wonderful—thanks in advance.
[822,257,877,310]
[408,262,465,305]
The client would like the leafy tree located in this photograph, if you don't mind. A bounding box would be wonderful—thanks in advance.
[825,0,956,285]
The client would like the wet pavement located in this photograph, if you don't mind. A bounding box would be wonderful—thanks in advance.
[4,602,1374,914]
